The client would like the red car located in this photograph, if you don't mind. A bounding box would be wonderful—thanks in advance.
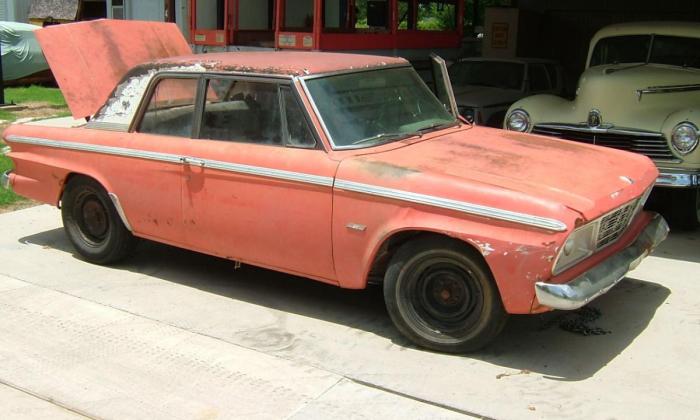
[1,20,668,352]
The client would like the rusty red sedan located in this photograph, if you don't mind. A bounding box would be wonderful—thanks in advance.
[1,21,668,352]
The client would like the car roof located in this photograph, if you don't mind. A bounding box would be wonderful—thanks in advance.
[591,21,700,44]
[454,57,558,65]
[149,51,409,77]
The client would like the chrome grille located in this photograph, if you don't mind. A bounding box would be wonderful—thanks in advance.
[532,125,676,161]
[596,201,637,249]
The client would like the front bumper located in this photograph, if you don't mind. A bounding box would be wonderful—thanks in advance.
[656,168,700,188]
[535,213,669,310]
[1,170,11,191]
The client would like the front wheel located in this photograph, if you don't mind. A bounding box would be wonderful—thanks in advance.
[383,235,507,353]
[61,177,137,264]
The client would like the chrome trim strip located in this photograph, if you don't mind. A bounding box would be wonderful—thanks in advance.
[298,78,336,149]
[1,170,11,190]
[6,135,334,187]
[656,169,700,188]
[536,214,668,310]
[534,123,662,138]
[7,135,183,164]
[299,63,411,80]
[334,179,567,232]
[108,193,132,231]
[637,83,700,100]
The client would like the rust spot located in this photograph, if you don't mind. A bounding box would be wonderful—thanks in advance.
[358,160,420,178]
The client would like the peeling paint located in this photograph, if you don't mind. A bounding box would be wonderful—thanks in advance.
[516,245,531,255]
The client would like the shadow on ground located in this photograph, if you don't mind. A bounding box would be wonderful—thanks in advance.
[21,227,671,381]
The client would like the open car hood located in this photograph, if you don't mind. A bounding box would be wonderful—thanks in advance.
[36,19,191,119]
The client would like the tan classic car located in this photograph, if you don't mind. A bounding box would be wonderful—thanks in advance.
[504,22,700,229]
[1,20,669,353]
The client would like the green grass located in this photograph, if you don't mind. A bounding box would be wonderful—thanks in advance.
[5,85,66,107]
[0,109,16,122]
[0,153,23,206]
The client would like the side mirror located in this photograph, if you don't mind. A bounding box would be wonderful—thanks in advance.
[430,54,458,118]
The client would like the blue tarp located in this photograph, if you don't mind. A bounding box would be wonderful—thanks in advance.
[1,21,49,81]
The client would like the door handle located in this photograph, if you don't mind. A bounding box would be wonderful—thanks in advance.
[181,157,206,167]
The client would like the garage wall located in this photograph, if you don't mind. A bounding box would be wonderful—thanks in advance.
[515,0,700,95]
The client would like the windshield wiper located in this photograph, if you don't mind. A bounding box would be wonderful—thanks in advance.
[415,121,459,133]
[351,131,420,146]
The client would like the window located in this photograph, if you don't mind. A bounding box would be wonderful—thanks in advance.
[448,61,524,90]
[590,35,651,67]
[200,79,283,144]
[111,0,125,19]
[281,88,316,148]
[323,0,389,31]
[528,64,550,92]
[650,36,700,69]
[544,63,559,91]
[417,0,456,31]
[305,67,455,148]
[138,78,198,137]
[284,0,314,31]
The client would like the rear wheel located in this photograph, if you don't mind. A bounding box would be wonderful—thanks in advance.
[383,235,507,353]
[61,177,136,264]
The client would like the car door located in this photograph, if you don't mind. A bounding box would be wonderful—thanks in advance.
[181,76,338,281]
[120,74,201,245]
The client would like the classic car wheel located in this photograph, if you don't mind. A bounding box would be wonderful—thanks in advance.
[672,188,700,230]
[384,236,507,353]
[61,177,136,264]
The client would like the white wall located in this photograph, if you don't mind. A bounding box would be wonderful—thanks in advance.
[239,0,269,30]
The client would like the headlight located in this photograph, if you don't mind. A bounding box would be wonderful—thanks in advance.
[552,222,597,275]
[505,109,531,132]
[671,122,699,155]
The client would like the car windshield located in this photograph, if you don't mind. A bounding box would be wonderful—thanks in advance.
[304,67,457,148]
[448,61,525,90]
[590,35,700,69]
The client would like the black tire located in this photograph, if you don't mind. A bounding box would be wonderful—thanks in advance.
[383,235,508,353]
[672,188,700,231]
[61,177,136,264]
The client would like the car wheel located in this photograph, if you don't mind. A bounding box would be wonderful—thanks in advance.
[61,177,136,264]
[383,235,508,353]
[672,188,700,230]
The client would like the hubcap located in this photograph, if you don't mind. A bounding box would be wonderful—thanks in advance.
[403,260,482,335]
[75,192,109,244]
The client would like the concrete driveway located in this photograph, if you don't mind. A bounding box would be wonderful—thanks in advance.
[1,205,698,419]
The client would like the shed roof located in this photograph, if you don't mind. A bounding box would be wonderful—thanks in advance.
[29,0,79,21]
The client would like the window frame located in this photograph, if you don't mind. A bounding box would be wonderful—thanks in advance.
[131,71,323,150]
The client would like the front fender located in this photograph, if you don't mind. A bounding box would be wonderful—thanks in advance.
[331,191,572,314]
[504,94,574,130]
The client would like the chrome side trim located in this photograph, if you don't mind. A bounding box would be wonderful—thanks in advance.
[108,193,132,232]
[656,169,700,188]
[334,179,567,232]
[6,135,334,187]
[299,63,411,80]
[637,83,700,100]
[536,214,668,310]
[203,159,333,186]
[1,170,11,190]
[534,123,662,137]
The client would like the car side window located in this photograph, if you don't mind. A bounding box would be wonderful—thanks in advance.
[200,79,282,145]
[528,64,550,92]
[138,77,198,137]
[281,87,316,148]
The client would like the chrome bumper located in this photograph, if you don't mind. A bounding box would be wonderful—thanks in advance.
[535,214,669,310]
[656,169,700,188]
[1,170,11,190]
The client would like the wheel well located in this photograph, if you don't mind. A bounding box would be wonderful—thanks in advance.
[58,173,100,206]
[366,230,490,285]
